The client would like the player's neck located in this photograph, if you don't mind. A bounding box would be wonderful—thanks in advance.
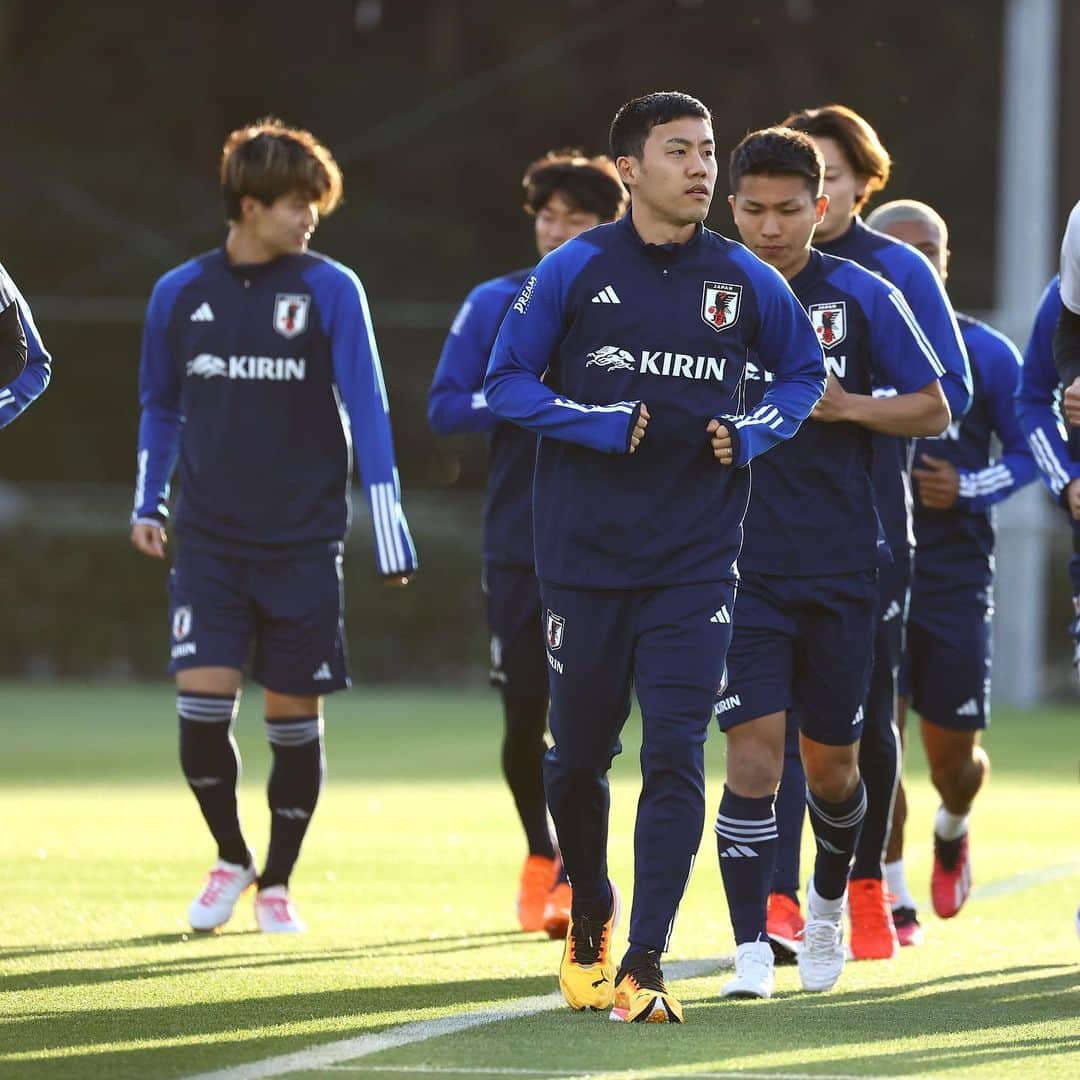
[814,215,857,245]
[225,226,280,266]
[781,248,813,282]
[630,203,698,247]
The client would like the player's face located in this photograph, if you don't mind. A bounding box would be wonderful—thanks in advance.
[875,217,949,283]
[811,136,865,242]
[620,116,716,226]
[728,174,828,280]
[247,192,320,257]
[533,193,603,258]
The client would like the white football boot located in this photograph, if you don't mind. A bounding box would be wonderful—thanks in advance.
[188,858,257,932]
[255,885,308,933]
[798,883,846,992]
[721,940,775,999]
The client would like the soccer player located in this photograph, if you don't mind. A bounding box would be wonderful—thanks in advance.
[1015,275,1080,679]
[428,152,627,938]
[866,199,1037,934]
[130,119,417,934]
[717,129,949,999]
[485,91,825,1024]
[0,261,51,425]
[765,105,972,963]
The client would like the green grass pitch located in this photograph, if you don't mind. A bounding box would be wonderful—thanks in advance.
[0,682,1077,1079]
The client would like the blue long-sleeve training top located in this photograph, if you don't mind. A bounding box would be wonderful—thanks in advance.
[133,248,417,575]
[0,261,51,430]
[1015,276,1080,503]
[817,216,972,563]
[741,250,944,577]
[428,268,536,568]
[912,314,1038,597]
[484,214,826,590]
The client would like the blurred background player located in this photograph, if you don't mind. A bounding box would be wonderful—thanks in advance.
[486,91,824,1024]
[718,128,948,1000]
[0,260,51,426]
[765,104,972,964]
[1015,273,1080,684]
[428,151,627,938]
[866,199,1037,938]
[130,119,417,934]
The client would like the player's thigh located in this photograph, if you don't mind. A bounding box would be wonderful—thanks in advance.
[633,580,738,759]
[794,570,877,747]
[909,606,992,732]
[714,573,796,737]
[540,583,635,770]
[250,544,350,698]
[485,563,548,700]
[167,546,253,678]
[919,717,981,779]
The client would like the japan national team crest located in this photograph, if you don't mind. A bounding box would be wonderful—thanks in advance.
[545,610,565,652]
[809,301,847,349]
[273,293,310,339]
[701,282,742,332]
[172,605,193,642]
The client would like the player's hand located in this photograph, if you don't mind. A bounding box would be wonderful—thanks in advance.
[1065,478,1080,521]
[383,574,412,588]
[1064,378,1080,427]
[706,418,734,465]
[130,521,167,559]
[628,403,650,454]
[811,375,851,423]
[911,453,960,509]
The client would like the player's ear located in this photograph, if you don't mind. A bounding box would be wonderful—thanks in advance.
[727,194,737,219]
[815,193,829,224]
[616,155,638,188]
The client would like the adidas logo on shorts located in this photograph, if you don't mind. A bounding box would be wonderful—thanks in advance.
[956,698,979,717]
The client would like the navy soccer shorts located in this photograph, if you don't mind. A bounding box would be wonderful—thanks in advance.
[483,563,548,698]
[716,570,878,746]
[905,593,992,731]
[167,542,350,696]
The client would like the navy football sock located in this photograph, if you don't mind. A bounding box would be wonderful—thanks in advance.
[851,658,900,880]
[772,715,806,903]
[807,781,867,901]
[177,692,249,867]
[715,786,777,945]
[501,693,556,859]
[260,716,324,889]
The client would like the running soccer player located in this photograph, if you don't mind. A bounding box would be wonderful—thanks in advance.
[429,151,627,939]
[866,199,1038,934]
[765,105,972,963]
[1015,274,1080,679]
[0,261,51,425]
[716,129,949,999]
[486,91,825,1024]
[130,119,417,934]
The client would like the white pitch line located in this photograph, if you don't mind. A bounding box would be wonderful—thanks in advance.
[971,860,1080,900]
[179,958,729,1080]
[320,1067,908,1080]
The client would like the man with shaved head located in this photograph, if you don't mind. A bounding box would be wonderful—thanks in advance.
[866,198,1038,934]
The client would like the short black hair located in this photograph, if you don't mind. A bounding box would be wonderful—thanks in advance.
[522,150,627,222]
[729,127,824,196]
[609,91,711,161]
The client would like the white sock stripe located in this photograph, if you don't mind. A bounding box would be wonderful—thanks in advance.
[714,818,778,835]
[265,717,324,746]
[177,694,239,723]
[807,789,867,829]
[715,824,778,840]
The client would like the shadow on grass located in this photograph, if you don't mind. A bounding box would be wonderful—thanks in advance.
[3,963,1078,1080]
[0,971,560,1079]
[0,927,531,970]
